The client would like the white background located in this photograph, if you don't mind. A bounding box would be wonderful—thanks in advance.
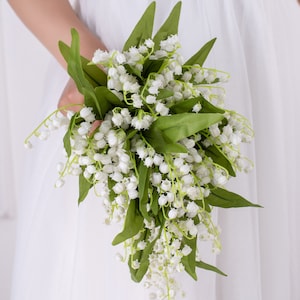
[0,1,51,299]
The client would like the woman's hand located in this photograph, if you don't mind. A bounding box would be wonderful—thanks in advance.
[59,78,101,132]
[58,78,84,112]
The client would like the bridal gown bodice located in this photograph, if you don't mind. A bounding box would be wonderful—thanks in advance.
[10,1,300,300]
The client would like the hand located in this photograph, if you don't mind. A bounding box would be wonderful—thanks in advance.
[58,78,84,112]
[58,78,101,132]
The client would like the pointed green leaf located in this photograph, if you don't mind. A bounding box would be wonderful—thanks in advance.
[157,88,174,100]
[143,126,188,154]
[78,173,92,204]
[59,30,94,93]
[123,2,156,51]
[181,236,197,280]
[206,186,262,208]
[196,260,227,276]
[170,96,225,114]
[138,161,151,221]
[203,144,236,177]
[151,113,223,132]
[59,40,107,87]
[108,177,117,202]
[150,189,159,216]
[112,199,144,245]
[153,1,182,49]
[184,38,217,67]
[148,113,223,144]
[129,226,164,282]
[63,113,78,157]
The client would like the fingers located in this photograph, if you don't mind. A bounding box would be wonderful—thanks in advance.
[58,78,84,113]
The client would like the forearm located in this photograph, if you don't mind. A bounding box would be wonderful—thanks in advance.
[8,0,106,68]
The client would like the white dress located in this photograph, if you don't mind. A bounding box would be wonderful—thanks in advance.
[11,1,300,300]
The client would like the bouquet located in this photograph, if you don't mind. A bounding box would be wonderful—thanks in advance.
[26,2,259,299]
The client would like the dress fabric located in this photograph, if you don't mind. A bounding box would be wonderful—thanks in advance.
[11,0,300,300]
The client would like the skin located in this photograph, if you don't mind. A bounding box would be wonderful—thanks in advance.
[8,0,107,114]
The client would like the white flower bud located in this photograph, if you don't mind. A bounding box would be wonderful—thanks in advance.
[55,178,65,188]
[168,208,178,219]
[181,245,192,256]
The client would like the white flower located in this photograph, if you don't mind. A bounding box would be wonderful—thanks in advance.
[24,141,33,149]
[182,71,192,82]
[145,38,154,48]
[160,34,180,52]
[144,156,154,167]
[179,164,191,175]
[186,201,199,217]
[113,182,125,194]
[94,171,108,182]
[132,94,143,108]
[161,179,172,192]
[145,95,157,104]
[192,103,202,113]
[181,245,192,256]
[112,113,123,127]
[80,107,93,119]
[181,174,194,185]
[158,195,168,206]
[137,241,147,250]
[186,186,201,201]
[78,156,92,165]
[213,171,228,186]
[115,195,126,205]
[115,52,126,64]
[92,49,110,64]
[153,154,163,166]
[152,172,162,185]
[159,162,169,174]
[55,178,65,188]
[86,165,96,174]
[155,102,169,116]
[168,208,178,219]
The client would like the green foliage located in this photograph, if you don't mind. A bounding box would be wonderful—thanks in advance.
[184,38,217,67]
[123,2,156,51]
[206,186,262,208]
[78,173,92,204]
[112,199,144,245]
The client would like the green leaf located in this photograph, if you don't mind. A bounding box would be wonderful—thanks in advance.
[138,161,151,221]
[200,98,225,113]
[150,189,159,216]
[206,186,262,208]
[78,173,92,204]
[63,113,78,157]
[203,144,236,177]
[184,38,217,67]
[196,260,227,276]
[59,30,94,93]
[156,88,174,100]
[112,199,144,245]
[152,1,182,50]
[59,29,102,114]
[181,236,197,280]
[143,126,188,154]
[129,226,163,282]
[152,113,223,132]
[123,2,156,51]
[59,41,107,87]
[149,113,223,144]
[170,96,225,114]
[108,177,117,202]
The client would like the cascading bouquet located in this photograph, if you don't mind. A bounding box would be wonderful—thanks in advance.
[25,2,259,299]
